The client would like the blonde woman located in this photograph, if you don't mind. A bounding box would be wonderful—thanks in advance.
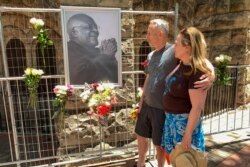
[161,27,211,155]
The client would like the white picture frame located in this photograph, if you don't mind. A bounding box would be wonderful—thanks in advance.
[61,6,122,86]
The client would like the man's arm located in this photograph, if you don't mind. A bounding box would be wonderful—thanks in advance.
[194,59,215,90]
[138,74,149,113]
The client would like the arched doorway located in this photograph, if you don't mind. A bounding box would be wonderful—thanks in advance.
[6,38,27,93]
[36,43,57,97]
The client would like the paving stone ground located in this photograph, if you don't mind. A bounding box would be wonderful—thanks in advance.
[206,128,250,167]
[145,128,250,167]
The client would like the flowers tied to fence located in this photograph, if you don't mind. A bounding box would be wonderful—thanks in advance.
[129,87,143,122]
[23,67,44,109]
[52,85,74,120]
[80,82,117,125]
[215,54,232,86]
[30,18,53,66]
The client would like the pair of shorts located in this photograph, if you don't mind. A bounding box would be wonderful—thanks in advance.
[135,102,165,146]
[161,112,205,154]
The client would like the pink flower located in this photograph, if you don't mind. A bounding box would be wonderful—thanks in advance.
[53,87,59,94]
[66,84,74,96]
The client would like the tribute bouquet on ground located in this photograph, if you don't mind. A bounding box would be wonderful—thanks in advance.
[23,67,44,109]
[215,54,232,86]
[30,17,53,66]
[80,82,117,125]
[52,85,74,120]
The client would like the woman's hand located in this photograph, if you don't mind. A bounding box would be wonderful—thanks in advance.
[181,133,192,150]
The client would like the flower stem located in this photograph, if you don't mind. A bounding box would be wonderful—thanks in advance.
[28,88,38,109]
[41,47,45,66]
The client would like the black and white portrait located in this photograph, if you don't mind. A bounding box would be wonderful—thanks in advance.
[61,6,121,86]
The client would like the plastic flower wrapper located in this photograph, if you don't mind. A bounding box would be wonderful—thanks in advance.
[52,85,74,120]
[215,54,232,86]
[23,67,44,109]
[80,82,117,126]
[129,87,143,122]
[30,17,53,66]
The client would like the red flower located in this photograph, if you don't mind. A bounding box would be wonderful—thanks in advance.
[141,59,149,68]
[97,104,111,116]
[92,83,100,90]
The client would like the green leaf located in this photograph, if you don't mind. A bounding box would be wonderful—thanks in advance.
[47,40,54,45]
[52,110,60,119]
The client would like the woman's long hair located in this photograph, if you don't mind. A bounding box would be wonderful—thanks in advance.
[180,27,211,75]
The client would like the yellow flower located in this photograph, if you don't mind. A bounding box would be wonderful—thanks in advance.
[23,67,44,109]
[30,17,53,66]
[215,54,232,86]
[129,108,138,121]
[24,68,32,75]
[29,18,44,27]
[29,18,37,25]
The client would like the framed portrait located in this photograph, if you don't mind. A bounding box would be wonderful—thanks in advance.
[61,6,122,86]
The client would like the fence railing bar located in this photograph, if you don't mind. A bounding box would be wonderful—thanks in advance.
[0,6,175,16]
[0,75,65,81]
[1,81,14,162]
[0,7,61,12]
[16,82,28,161]
[45,79,56,156]
[121,10,175,15]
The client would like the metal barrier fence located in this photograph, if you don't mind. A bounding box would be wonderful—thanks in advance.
[0,66,249,167]
[0,72,150,167]
[203,65,250,134]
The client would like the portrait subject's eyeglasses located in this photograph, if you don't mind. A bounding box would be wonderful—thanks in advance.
[72,25,100,32]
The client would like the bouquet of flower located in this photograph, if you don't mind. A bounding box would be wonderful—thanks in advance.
[215,54,232,86]
[23,67,44,109]
[30,17,53,66]
[129,87,143,122]
[80,82,117,125]
[52,85,74,120]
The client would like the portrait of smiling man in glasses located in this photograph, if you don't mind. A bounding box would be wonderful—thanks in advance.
[66,13,118,85]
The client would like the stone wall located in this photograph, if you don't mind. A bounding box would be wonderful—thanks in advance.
[193,0,250,104]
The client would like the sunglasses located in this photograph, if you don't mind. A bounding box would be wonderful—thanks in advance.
[180,28,191,46]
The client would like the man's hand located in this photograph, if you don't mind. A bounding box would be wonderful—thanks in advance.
[137,100,143,114]
[194,73,215,90]
[100,38,117,57]
[195,59,216,90]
